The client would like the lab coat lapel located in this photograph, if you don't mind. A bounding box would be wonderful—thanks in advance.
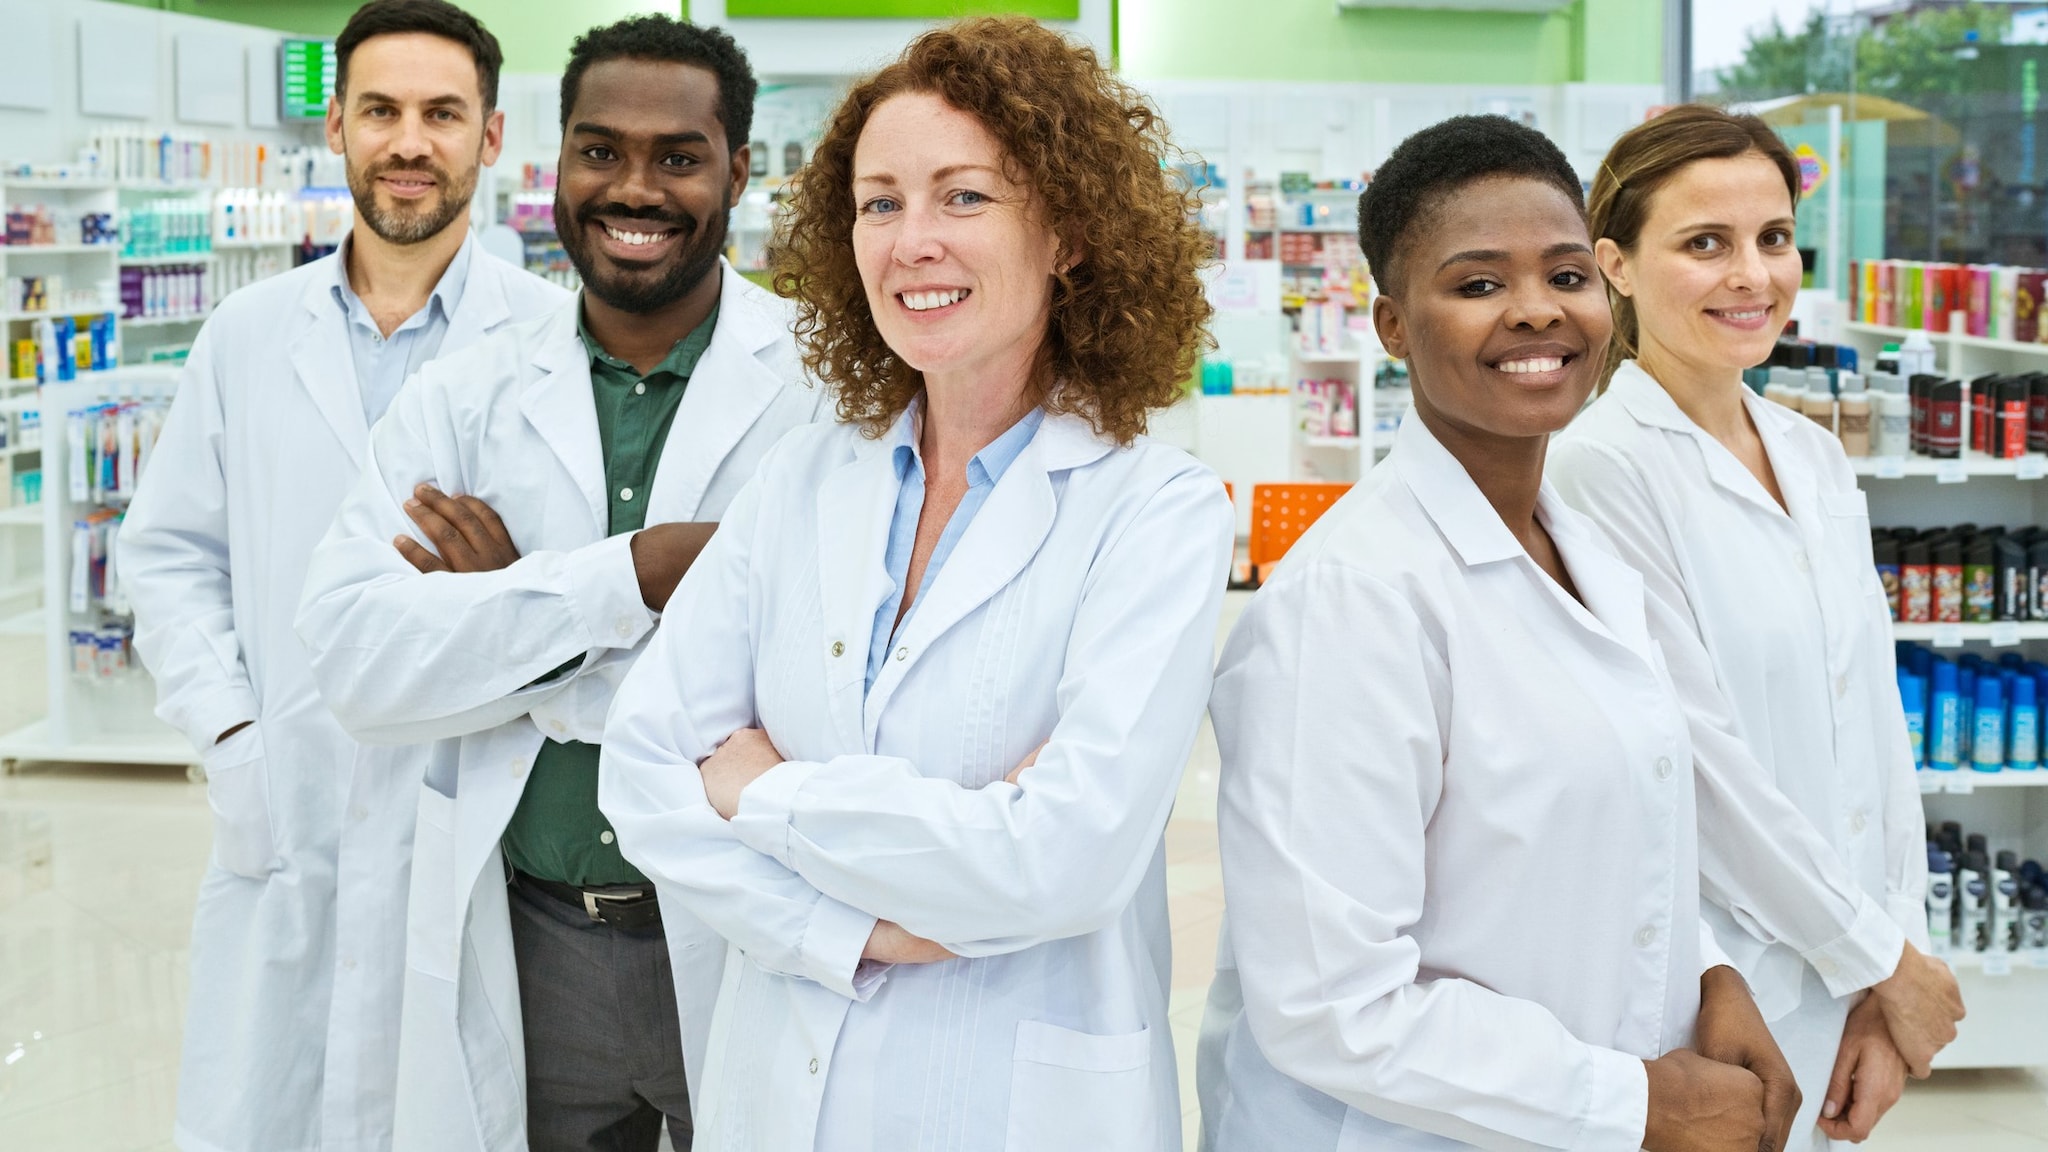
[645,265,784,523]
[438,242,513,351]
[520,302,609,537]
[815,428,901,753]
[1611,362,1784,519]
[287,262,371,467]
[1542,491,1654,666]
[863,412,1110,736]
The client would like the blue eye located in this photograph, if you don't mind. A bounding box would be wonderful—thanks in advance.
[861,197,900,216]
[950,190,986,207]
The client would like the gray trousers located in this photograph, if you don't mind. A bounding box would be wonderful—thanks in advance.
[509,876,692,1152]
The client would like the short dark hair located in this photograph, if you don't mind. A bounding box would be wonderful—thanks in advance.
[1358,115,1584,295]
[336,0,503,112]
[560,16,757,153]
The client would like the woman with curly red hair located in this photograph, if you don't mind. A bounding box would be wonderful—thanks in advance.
[599,16,1232,1150]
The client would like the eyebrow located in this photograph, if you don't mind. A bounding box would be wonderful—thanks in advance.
[1677,216,1796,232]
[356,91,469,111]
[1436,241,1591,271]
[854,163,1003,188]
[570,123,711,148]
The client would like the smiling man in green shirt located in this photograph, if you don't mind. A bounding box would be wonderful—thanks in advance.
[299,16,823,1152]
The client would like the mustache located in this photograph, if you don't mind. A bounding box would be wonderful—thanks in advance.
[365,157,450,182]
[575,201,697,234]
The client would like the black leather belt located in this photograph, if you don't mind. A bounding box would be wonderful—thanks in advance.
[514,870,664,933]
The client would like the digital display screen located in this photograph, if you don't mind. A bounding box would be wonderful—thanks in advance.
[281,38,337,120]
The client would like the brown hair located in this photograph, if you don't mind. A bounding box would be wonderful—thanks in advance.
[769,17,1213,443]
[1588,103,1800,383]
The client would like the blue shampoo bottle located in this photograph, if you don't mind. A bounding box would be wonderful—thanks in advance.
[1931,661,1962,770]
[2012,675,2039,770]
[1900,672,1928,768]
[1973,676,2006,772]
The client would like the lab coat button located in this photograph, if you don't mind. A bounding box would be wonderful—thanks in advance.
[1654,756,1674,780]
[620,487,635,502]
[1634,925,1656,948]
[1849,809,1868,834]
[341,957,357,972]
[600,830,615,845]
[895,647,908,662]
[1794,551,1811,573]
[634,382,646,396]
[1835,674,1849,698]
[349,806,367,821]
[550,719,566,734]
[616,618,634,638]
[808,1058,819,1074]
[830,641,845,657]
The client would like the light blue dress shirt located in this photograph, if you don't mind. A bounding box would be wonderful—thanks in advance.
[330,231,473,424]
[866,404,1045,693]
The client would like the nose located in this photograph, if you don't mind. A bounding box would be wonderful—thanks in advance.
[1502,278,1565,331]
[610,158,665,212]
[892,202,944,266]
[390,110,431,161]
[1728,239,1769,293]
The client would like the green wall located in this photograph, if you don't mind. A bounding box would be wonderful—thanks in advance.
[109,0,1661,85]
[107,1,683,72]
[1118,0,1659,86]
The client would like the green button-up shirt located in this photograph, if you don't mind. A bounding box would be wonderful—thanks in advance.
[500,299,719,887]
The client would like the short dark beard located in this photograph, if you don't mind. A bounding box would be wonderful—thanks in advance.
[346,153,477,245]
[556,180,728,314]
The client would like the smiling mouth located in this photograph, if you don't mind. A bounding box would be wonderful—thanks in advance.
[900,288,970,312]
[1493,355,1571,375]
[602,223,679,247]
[1707,306,1772,323]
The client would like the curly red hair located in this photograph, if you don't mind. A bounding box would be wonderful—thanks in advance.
[769,16,1213,444]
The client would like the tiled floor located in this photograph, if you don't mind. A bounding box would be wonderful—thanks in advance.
[2,605,2046,1151]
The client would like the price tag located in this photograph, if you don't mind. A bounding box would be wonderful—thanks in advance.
[1936,459,1969,484]
[1983,951,2013,977]
[1919,772,1945,794]
[1875,456,1908,480]
[1933,623,1965,648]
[1992,621,2022,647]
[2019,455,2047,480]
[1947,775,1977,795]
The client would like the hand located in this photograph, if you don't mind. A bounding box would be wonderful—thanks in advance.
[1642,1048,1766,1152]
[396,484,519,573]
[1868,941,1963,1077]
[1818,993,1907,1142]
[215,720,252,745]
[631,522,718,612]
[699,727,784,820]
[862,919,956,964]
[1694,964,1801,1152]
[1001,742,1048,786]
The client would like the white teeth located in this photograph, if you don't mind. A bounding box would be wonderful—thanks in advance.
[1716,308,1768,320]
[902,289,967,312]
[1496,357,1565,374]
[603,224,672,246]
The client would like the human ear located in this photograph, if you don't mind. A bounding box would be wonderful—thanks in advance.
[1594,237,1633,298]
[1373,293,1408,361]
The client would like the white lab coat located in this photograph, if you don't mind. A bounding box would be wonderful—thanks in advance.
[118,245,565,1152]
[1198,413,1711,1152]
[294,264,823,1152]
[1551,362,1932,1145]
[598,407,1234,1152]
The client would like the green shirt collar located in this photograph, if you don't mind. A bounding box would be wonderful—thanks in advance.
[576,294,720,380]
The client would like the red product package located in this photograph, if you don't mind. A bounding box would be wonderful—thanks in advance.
[2018,271,2046,344]
[1927,264,1958,332]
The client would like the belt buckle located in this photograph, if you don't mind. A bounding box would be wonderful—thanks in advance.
[581,888,644,924]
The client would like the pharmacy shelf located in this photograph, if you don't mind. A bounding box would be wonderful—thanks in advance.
[0,719,195,773]
[0,178,110,191]
[1303,436,1363,450]
[1852,452,2048,479]
[1846,320,2048,360]
[1277,225,1357,234]
[1,309,114,323]
[121,314,207,328]
[1918,769,2048,791]
[0,504,40,526]
[213,238,295,249]
[0,606,39,638]
[119,252,213,266]
[1941,949,2048,971]
[0,244,120,257]
[1890,622,2048,645]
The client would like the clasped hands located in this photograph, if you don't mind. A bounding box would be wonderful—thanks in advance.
[699,727,1044,969]
[393,483,711,611]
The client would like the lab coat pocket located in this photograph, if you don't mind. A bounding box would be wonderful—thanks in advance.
[1823,489,1876,571]
[407,784,459,982]
[199,722,276,878]
[1003,1021,1155,1152]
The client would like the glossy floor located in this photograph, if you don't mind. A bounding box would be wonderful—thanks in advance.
[2,605,2045,1151]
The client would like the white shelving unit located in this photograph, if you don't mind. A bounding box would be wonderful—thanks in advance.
[0,369,194,774]
[1289,340,1381,483]
[1839,317,2048,1068]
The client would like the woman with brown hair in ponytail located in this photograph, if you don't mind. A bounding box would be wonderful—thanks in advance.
[1550,103,1965,1149]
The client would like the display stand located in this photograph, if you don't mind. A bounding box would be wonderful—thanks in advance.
[0,368,195,775]
[1839,319,2048,1070]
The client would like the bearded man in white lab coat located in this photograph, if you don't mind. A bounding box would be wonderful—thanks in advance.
[118,4,567,1152]
[295,16,822,1152]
